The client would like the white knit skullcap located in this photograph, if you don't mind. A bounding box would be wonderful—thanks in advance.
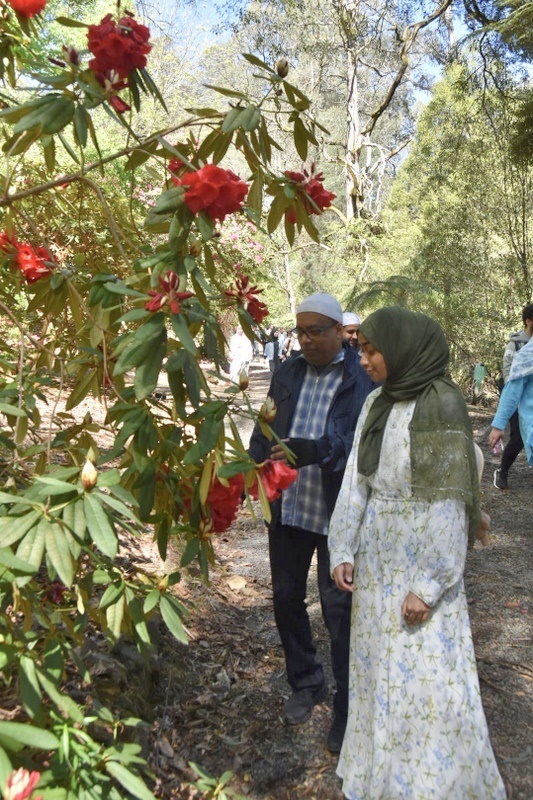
[342,312,361,326]
[296,293,343,323]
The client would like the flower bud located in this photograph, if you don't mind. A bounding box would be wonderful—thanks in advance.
[86,445,97,464]
[62,45,79,66]
[238,370,249,390]
[276,58,289,78]
[84,411,92,425]
[81,459,98,491]
[259,396,277,423]
[189,237,202,257]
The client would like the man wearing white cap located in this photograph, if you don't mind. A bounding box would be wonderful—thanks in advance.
[249,293,374,753]
[342,311,361,351]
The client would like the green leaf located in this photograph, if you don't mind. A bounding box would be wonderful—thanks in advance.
[0,403,27,417]
[203,84,249,99]
[99,581,124,611]
[143,588,160,614]
[44,519,75,587]
[36,669,84,724]
[127,593,151,645]
[160,595,188,644]
[134,328,167,401]
[106,592,125,639]
[16,519,46,570]
[0,747,13,797]
[180,537,200,567]
[171,313,197,356]
[19,655,42,720]
[114,314,167,377]
[0,546,37,575]
[55,16,88,27]
[105,761,156,800]
[0,720,59,751]
[183,417,223,465]
[0,509,41,548]
[267,192,288,234]
[242,53,275,72]
[293,116,308,161]
[73,104,88,148]
[217,461,253,479]
[84,494,118,559]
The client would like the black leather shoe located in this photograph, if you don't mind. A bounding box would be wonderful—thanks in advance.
[283,683,328,725]
[326,714,347,754]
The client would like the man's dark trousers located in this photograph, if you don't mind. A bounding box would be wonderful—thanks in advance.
[268,523,351,718]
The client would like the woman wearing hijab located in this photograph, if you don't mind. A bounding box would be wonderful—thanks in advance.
[489,336,533,464]
[329,307,505,800]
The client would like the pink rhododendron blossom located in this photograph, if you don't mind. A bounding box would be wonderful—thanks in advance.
[4,768,43,800]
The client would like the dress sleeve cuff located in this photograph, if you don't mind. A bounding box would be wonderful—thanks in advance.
[409,579,442,608]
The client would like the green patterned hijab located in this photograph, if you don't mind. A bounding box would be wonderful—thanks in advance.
[357,307,480,546]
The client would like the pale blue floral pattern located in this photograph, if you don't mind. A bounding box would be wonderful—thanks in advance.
[329,389,506,800]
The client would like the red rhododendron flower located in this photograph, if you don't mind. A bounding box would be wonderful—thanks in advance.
[224,271,269,324]
[4,768,43,800]
[168,157,185,186]
[177,164,248,222]
[284,165,336,225]
[16,243,52,283]
[7,0,46,18]
[145,271,194,314]
[0,231,18,252]
[206,473,245,533]
[87,12,151,80]
[249,459,297,502]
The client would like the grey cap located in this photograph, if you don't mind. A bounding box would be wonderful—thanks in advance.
[296,293,343,323]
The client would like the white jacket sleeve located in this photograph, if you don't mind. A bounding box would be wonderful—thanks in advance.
[328,391,377,572]
[409,499,467,607]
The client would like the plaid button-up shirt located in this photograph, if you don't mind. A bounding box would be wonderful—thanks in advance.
[281,350,344,534]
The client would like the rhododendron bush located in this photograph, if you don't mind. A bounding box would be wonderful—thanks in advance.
[0,3,336,797]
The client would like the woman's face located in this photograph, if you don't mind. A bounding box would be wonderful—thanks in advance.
[358,333,388,381]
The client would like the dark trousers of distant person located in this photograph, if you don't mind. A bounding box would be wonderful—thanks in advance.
[268,524,351,720]
[500,410,524,475]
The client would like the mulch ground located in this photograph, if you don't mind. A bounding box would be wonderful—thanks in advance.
[136,367,533,799]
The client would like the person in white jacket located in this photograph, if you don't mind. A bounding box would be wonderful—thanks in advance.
[228,326,253,383]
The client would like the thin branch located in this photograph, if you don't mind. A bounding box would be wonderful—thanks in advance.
[0,118,202,207]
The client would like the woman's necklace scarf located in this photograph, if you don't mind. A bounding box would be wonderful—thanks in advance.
[357,308,481,547]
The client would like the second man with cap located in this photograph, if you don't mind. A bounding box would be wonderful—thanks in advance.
[249,293,374,753]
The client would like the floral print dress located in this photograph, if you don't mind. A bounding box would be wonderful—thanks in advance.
[329,389,506,800]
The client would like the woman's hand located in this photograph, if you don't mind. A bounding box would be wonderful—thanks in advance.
[401,591,431,626]
[488,427,504,449]
[332,563,355,593]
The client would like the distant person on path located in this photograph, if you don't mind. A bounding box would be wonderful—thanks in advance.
[490,334,533,471]
[493,304,533,489]
[342,312,361,351]
[264,328,282,374]
[281,329,301,362]
[228,325,253,384]
[248,293,374,754]
[329,307,505,800]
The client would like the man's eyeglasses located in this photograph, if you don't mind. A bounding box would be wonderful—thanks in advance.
[290,322,338,340]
